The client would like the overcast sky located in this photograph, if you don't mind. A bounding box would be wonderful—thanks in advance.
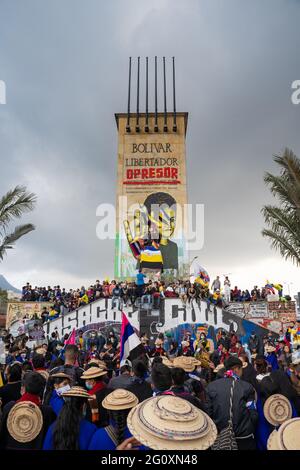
[0,0,300,294]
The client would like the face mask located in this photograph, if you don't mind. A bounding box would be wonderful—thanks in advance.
[86,382,93,390]
[56,384,71,396]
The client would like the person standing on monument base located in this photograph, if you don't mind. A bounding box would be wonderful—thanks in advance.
[211,276,221,292]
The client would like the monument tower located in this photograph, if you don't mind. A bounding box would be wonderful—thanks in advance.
[115,57,189,279]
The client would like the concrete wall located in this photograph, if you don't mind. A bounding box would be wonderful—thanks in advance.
[43,298,279,346]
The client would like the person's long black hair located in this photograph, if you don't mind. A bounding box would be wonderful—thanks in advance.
[43,376,65,405]
[52,396,87,450]
[110,410,130,445]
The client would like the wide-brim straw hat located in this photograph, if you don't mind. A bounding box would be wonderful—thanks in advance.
[34,346,46,355]
[263,394,292,426]
[50,372,71,380]
[7,401,43,443]
[61,386,91,398]
[102,389,139,411]
[213,364,225,374]
[88,359,107,368]
[267,430,280,450]
[265,346,276,353]
[173,356,201,372]
[161,357,174,368]
[81,366,108,379]
[277,418,300,450]
[268,418,300,450]
[127,395,217,450]
[37,370,49,381]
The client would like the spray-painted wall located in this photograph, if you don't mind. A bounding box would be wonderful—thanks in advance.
[43,298,285,347]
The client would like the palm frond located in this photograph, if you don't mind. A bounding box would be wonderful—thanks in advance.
[262,148,300,266]
[0,224,35,260]
[0,185,37,232]
[262,228,300,266]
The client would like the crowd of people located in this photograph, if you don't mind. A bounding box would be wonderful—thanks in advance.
[0,319,300,451]
[21,276,291,323]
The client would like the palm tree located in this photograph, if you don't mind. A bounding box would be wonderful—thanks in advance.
[0,185,37,261]
[262,148,300,265]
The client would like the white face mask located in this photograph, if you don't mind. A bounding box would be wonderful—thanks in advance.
[56,384,71,396]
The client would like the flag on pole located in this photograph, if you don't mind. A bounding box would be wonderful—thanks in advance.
[120,312,143,366]
[65,328,76,345]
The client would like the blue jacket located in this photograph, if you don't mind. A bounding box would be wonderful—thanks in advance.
[256,397,298,450]
[88,425,132,450]
[49,390,64,416]
[43,419,97,450]
[265,353,279,370]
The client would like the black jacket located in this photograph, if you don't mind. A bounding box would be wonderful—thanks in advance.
[126,377,152,403]
[0,382,22,410]
[0,401,56,449]
[206,377,258,438]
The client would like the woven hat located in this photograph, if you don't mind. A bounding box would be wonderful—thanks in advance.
[88,359,106,368]
[161,357,174,368]
[34,346,46,355]
[267,430,280,450]
[61,386,90,398]
[102,389,139,411]
[80,367,107,379]
[50,372,71,380]
[37,370,49,381]
[268,418,300,450]
[213,364,225,374]
[265,345,276,353]
[276,418,300,450]
[263,394,292,426]
[173,356,201,372]
[127,395,217,450]
[7,401,43,443]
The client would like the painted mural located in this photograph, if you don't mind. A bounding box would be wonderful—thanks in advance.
[42,297,296,346]
[6,302,52,329]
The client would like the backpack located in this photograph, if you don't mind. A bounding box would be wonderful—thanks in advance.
[211,380,238,450]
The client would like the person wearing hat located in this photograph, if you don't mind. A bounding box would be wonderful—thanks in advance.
[149,337,167,358]
[81,366,109,427]
[127,394,218,450]
[43,372,72,416]
[88,389,141,450]
[43,386,97,450]
[0,371,56,450]
[255,370,299,450]
[206,356,258,450]
[267,417,300,450]
[164,367,207,412]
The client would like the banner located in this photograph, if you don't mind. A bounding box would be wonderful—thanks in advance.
[114,113,189,279]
